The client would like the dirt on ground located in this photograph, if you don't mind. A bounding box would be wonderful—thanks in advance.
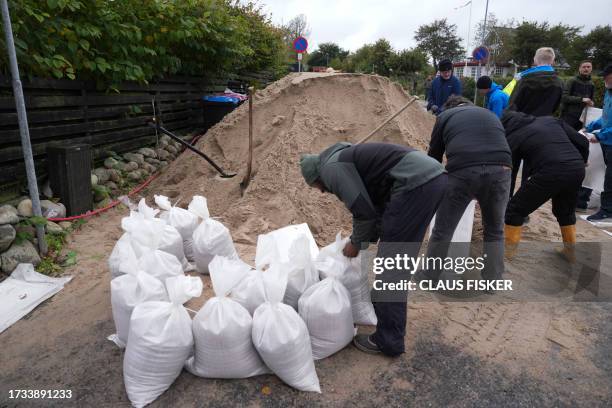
[1,73,611,408]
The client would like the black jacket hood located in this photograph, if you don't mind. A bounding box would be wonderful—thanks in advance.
[501,111,537,135]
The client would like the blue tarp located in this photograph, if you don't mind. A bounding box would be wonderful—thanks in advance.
[202,95,240,105]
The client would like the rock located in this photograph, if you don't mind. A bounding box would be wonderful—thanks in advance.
[91,174,99,186]
[123,152,145,165]
[124,161,139,172]
[127,170,143,181]
[59,221,72,230]
[160,135,172,144]
[104,157,120,169]
[271,115,285,126]
[107,168,121,183]
[93,168,110,183]
[46,221,63,235]
[0,224,16,252]
[165,145,178,155]
[138,147,157,158]
[145,157,161,166]
[0,205,19,225]
[160,161,169,167]
[92,185,110,202]
[15,224,35,239]
[17,199,33,217]
[104,181,118,191]
[42,179,53,198]
[40,200,66,218]
[142,163,156,174]
[156,149,170,160]
[159,139,169,148]
[94,197,112,210]
[1,240,41,273]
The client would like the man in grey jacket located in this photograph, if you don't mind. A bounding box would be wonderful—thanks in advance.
[300,142,447,356]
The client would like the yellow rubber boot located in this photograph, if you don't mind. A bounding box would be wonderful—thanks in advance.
[504,224,522,260]
[556,224,577,263]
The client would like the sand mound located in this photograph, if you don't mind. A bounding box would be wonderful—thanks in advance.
[149,72,609,254]
[150,73,434,247]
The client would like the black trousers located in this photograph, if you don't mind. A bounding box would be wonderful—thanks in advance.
[505,167,585,226]
[371,174,447,356]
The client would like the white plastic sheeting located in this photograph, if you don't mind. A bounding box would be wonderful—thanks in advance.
[317,233,377,326]
[186,256,268,378]
[252,264,321,393]
[0,264,72,333]
[581,107,605,196]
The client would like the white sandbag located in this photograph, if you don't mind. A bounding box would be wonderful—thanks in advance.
[255,223,319,269]
[298,276,354,360]
[108,233,139,279]
[110,269,168,348]
[155,195,199,261]
[317,234,377,326]
[252,264,321,393]
[124,275,202,408]
[192,218,239,274]
[230,268,267,315]
[186,256,268,378]
[137,249,184,282]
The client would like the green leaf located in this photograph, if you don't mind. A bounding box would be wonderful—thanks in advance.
[30,216,48,227]
[79,39,90,51]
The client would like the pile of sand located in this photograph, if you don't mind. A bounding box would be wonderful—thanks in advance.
[149,72,610,257]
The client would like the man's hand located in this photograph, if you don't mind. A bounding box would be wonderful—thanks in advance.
[582,98,594,107]
[430,105,439,113]
[343,241,360,258]
[588,134,600,144]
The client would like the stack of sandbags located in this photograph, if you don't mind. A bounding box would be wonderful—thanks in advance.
[124,275,203,407]
[252,264,321,392]
[255,224,319,309]
[186,256,268,378]
[154,195,200,261]
[317,233,377,326]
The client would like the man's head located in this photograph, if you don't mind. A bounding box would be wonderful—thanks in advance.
[443,95,473,110]
[300,153,326,192]
[476,76,493,96]
[578,60,593,76]
[438,59,453,80]
[602,64,612,89]
[533,47,555,66]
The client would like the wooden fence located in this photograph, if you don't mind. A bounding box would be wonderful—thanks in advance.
[0,71,273,193]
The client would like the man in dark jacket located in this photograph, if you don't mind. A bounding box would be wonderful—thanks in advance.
[417,95,512,284]
[508,47,564,116]
[477,76,509,118]
[561,61,595,130]
[502,111,589,261]
[427,59,462,115]
[300,143,447,356]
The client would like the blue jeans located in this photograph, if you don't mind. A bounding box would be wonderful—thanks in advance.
[426,165,511,280]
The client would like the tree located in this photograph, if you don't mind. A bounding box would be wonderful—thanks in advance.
[371,38,394,76]
[307,42,348,67]
[473,14,517,65]
[414,19,464,68]
[282,14,310,43]
[574,25,612,71]
[389,49,428,76]
[510,21,581,67]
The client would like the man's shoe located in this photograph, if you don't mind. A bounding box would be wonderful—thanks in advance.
[587,210,612,222]
[353,334,382,354]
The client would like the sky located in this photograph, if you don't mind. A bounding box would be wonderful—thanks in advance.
[258,0,610,55]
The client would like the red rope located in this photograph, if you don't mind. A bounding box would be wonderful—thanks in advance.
[47,133,202,222]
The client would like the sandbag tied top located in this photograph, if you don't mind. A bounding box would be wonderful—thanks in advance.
[186,256,269,379]
[154,194,199,241]
[136,198,160,219]
[230,268,267,315]
[110,268,168,348]
[137,249,184,283]
[123,275,202,408]
[187,195,210,221]
[252,264,321,393]
[317,232,377,326]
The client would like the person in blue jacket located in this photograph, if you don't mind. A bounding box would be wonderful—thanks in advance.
[477,76,509,118]
[586,63,612,221]
[427,59,462,115]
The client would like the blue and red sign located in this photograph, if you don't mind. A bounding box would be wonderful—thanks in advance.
[293,36,308,53]
[472,46,489,62]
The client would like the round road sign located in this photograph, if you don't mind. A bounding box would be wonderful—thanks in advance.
[293,37,308,53]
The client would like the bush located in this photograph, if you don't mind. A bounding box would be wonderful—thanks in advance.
[0,0,286,86]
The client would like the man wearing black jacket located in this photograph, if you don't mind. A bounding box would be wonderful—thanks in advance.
[561,61,595,130]
[502,111,589,261]
[418,96,512,284]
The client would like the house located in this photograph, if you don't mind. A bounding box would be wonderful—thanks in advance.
[452,59,515,79]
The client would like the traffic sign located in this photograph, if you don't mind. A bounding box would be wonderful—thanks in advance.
[293,36,308,53]
[472,46,489,62]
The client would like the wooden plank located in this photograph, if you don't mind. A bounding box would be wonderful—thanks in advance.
[0,95,83,109]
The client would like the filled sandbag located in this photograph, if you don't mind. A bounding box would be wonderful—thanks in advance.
[186,256,268,378]
[123,275,202,408]
[192,218,239,274]
[252,264,321,393]
[137,249,184,283]
[298,275,354,360]
[317,233,377,326]
[230,268,267,315]
[109,269,168,348]
[255,224,319,309]
[155,195,199,261]
[108,233,139,278]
